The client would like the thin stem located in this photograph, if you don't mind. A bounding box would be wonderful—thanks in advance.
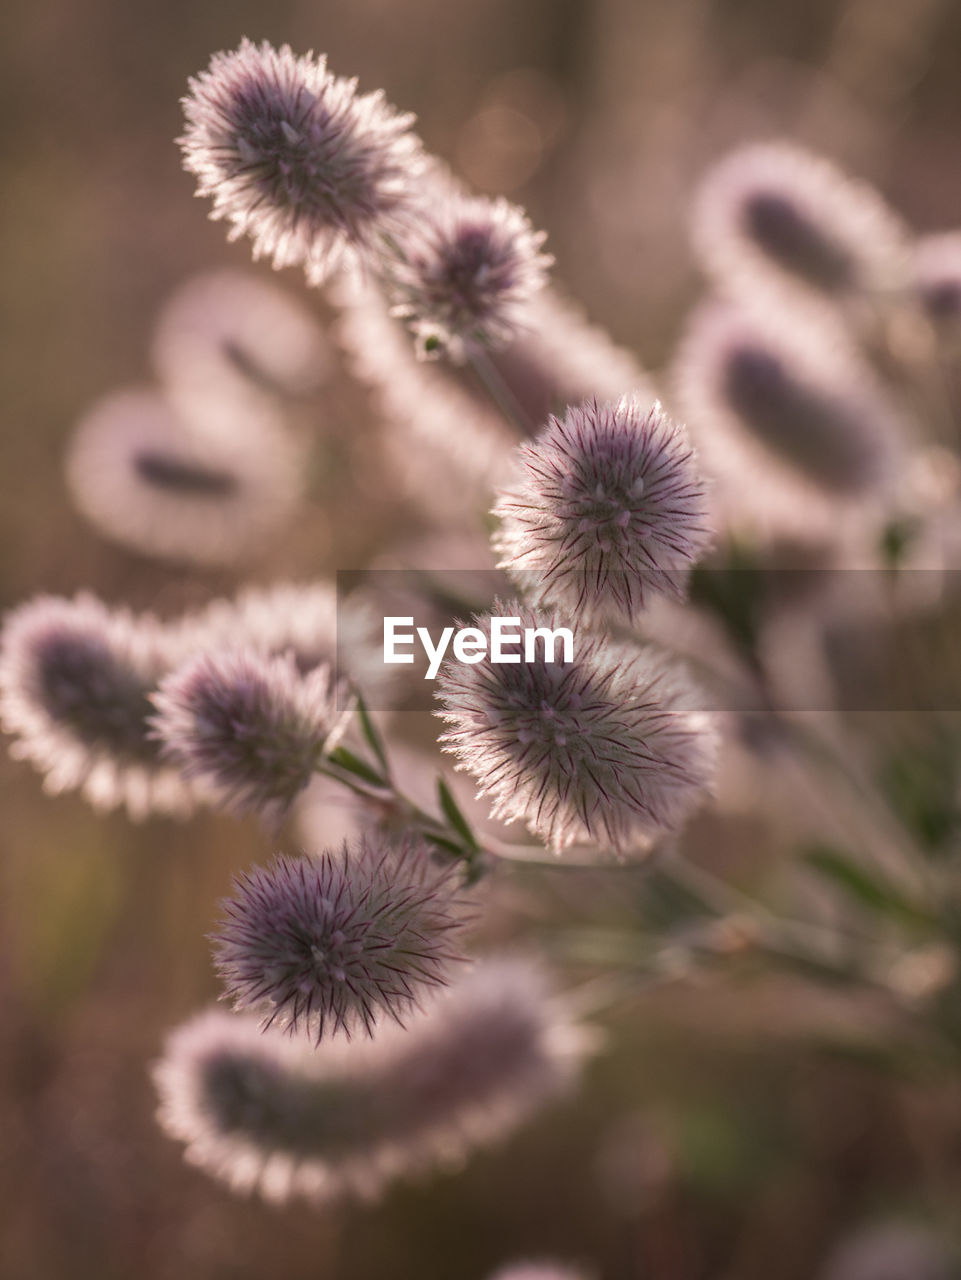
[466,346,536,438]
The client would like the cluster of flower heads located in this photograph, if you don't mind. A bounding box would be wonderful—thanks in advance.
[0,582,381,821]
[153,956,590,1204]
[0,35,780,1229]
[678,139,961,558]
[67,270,326,567]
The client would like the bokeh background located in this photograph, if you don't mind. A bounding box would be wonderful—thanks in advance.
[4,1,961,1277]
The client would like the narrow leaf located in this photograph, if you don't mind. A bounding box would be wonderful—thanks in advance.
[326,746,386,788]
[437,776,479,852]
[802,844,933,927]
[355,692,391,780]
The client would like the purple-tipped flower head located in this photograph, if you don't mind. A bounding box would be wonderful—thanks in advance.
[65,388,301,567]
[691,142,908,308]
[435,603,718,855]
[153,956,589,1202]
[493,397,712,623]
[180,40,427,284]
[386,189,552,361]
[151,269,330,417]
[0,594,195,818]
[151,648,348,820]
[914,232,961,332]
[211,838,470,1041]
[184,581,390,696]
[673,300,903,539]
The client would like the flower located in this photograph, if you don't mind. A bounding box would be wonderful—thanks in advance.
[385,189,552,361]
[183,580,390,696]
[0,594,194,819]
[150,648,348,820]
[435,602,718,854]
[211,838,470,1041]
[493,396,712,624]
[65,388,301,567]
[914,232,961,331]
[180,39,426,284]
[672,300,903,541]
[332,274,654,524]
[691,142,908,310]
[153,956,589,1203]
[151,269,330,420]
[819,1221,954,1280]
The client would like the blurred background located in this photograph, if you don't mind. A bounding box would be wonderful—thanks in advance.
[4,0,961,1277]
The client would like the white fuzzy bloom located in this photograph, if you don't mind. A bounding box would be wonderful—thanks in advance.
[494,397,712,624]
[691,142,909,311]
[153,957,591,1204]
[435,603,718,855]
[65,388,301,567]
[151,269,330,423]
[180,40,427,284]
[0,594,196,819]
[672,299,905,541]
[384,189,552,361]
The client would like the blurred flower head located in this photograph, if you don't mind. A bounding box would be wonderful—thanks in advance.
[184,580,392,698]
[150,648,348,821]
[691,142,908,310]
[211,838,470,1041]
[385,188,552,361]
[819,1221,955,1280]
[65,388,302,567]
[435,602,718,854]
[153,955,588,1203]
[493,396,712,624]
[914,232,961,333]
[180,39,426,284]
[0,594,194,819]
[151,269,330,420]
[673,300,903,541]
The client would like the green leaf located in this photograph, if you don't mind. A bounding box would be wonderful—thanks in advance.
[802,844,934,928]
[421,831,466,857]
[437,776,479,852]
[326,746,386,788]
[355,692,391,779]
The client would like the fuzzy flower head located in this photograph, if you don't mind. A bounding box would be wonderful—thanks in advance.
[386,190,552,361]
[673,300,903,540]
[211,838,470,1042]
[691,142,908,309]
[0,595,195,819]
[184,581,391,698]
[65,388,301,567]
[493,397,712,624]
[153,956,589,1203]
[150,648,348,821]
[914,232,961,333]
[436,603,718,855]
[151,269,330,422]
[180,39,426,284]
